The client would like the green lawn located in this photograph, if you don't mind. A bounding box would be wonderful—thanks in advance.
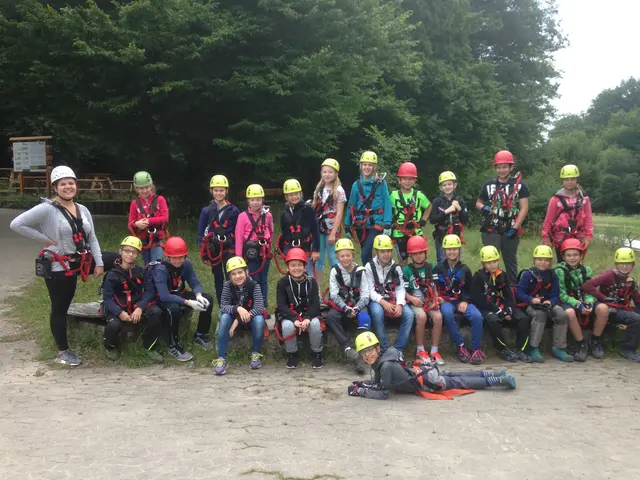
[593,214,640,240]
[6,213,634,367]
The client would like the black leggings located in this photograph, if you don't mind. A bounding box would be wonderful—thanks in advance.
[103,305,163,350]
[157,292,214,346]
[44,272,78,351]
[484,309,531,352]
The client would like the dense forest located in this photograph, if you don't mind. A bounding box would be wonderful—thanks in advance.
[0,1,637,214]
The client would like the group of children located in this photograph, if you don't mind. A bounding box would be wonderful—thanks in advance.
[104,152,640,387]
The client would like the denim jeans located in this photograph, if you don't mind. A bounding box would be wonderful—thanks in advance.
[440,300,484,350]
[142,245,164,266]
[359,228,378,265]
[434,238,445,265]
[317,234,338,271]
[247,257,270,308]
[212,252,234,306]
[217,313,266,358]
[368,301,414,351]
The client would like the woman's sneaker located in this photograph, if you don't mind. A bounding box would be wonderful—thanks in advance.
[620,349,640,362]
[168,344,193,362]
[430,351,445,365]
[249,353,263,370]
[212,357,228,375]
[286,352,299,369]
[469,349,485,365]
[457,346,472,363]
[312,351,323,369]
[55,350,82,366]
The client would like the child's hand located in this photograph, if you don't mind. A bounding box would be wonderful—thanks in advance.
[451,200,460,211]
[294,319,303,330]
[438,297,445,305]
[301,319,311,331]
[390,305,402,318]
[311,252,320,262]
[457,302,468,313]
[531,298,541,305]
[328,233,336,244]
[119,311,132,322]
[237,307,251,323]
[543,300,551,305]
[410,297,424,308]
[131,307,143,323]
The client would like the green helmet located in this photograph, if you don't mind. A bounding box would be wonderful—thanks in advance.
[133,171,153,187]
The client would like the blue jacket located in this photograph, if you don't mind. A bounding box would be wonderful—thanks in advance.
[434,260,473,303]
[344,175,392,228]
[516,268,560,306]
[280,201,320,252]
[146,259,202,305]
[102,264,154,317]
[197,201,240,247]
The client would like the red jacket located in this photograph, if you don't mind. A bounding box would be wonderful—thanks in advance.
[541,189,593,246]
[128,194,169,242]
[582,269,640,305]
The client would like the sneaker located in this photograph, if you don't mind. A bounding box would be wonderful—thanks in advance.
[147,350,164,363]
[431,351,446,365]
[250,353,263,370]
[504,375,517,390]
[168,344,193,362]
[105,347,120,361]
[590,340,605,359]
[469,349,485,365]
[345,347,359,365]
[312,351,323,369]
[517,350,534,363]
[55,350,82,366]
[354,356,368,375]
[486,374,516,389]
[620,349,640,362]
[499,349,519,362]
[457,346,472,363]
[573,342,588,362]
[286,352,299,369]
[529,347,544,363]
[552,347,574,363]
[416,349,431,363]
[212,357,228,375]
[481,369,507,377]
[194,334,213,351]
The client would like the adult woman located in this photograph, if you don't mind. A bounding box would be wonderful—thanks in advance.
[10,166,104,366]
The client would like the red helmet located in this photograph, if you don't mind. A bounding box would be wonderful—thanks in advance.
[397,162,418,178]
[560,238,585,254]
[407,236,428,254]
[164,237,188,257]
[493,150,515,165]
[285,247,308,265]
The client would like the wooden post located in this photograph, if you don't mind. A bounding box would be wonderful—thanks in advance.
[19,171,24,195]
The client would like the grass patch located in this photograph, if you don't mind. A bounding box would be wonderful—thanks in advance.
[6,210,635,366]
[593,214,640,241]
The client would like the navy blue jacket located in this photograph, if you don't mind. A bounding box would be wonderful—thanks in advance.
[434,260,473,303]
[103,264,154,317]
[516,268,560,306]
[280,201,320,252]
[197,201,240,247]
[146,259,202,305]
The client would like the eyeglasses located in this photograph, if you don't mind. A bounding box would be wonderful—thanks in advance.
[359,346,377,357]
[121,248,138,256]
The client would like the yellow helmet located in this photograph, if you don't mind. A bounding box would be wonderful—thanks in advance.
[321,158,340,172]
[614,247,636,263]
[560,164,580,179]
[283,179,302,195]
[533,245,554,259]
[442,234,462,249]
[438,171,457,184]
[335,238,355,252]
[120,236,142,251]
[246,184,265,199]
[360,151,378,164]
[226,256,248,273]
[373,234,394,251]
[209,175,229,188]
[355,331,380,352]
[479,245,500,262]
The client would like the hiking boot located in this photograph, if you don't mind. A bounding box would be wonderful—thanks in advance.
[457,346,472,363]
[499,349,519,362]
[517,350,533,363]
[345,347,359,365]
[529,347,545,363]
[469,349,485,365]
[354,356,368,375]
[105,347,120,361]
[286,352,299,369]
[552,347,574,363]
[486,374,516,389]
[168,344,193,362]
[312,351,323,369]
[147,350,164,363]
[55,350,82,366]
[249,353,263,370]
[431,351,446,366]
[212,357,228,375]
[194,334,213,351]
[590,340,605,359]
[416,349,431,363]
[620,349,640,362]
[504,375,517,389]
[573,342,588,362]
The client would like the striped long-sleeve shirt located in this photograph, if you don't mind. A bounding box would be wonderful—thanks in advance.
[219,279,264,318]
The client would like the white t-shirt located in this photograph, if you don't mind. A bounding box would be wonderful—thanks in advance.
[319,186,346,230]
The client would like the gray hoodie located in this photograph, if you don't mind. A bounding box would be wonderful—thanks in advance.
[329,263,370,311]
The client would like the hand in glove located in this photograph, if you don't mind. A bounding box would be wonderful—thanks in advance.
[348,384,364,397]
[506,228,517,239]
[196,293,210,309]
[576,302,585,312]
[418,219,427,227]
[481,205,491,216]
[185,299,207,312]
[383,228,392,236]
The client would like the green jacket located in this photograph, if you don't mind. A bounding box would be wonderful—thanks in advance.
[390,188,430,238]
[554,262,595,308]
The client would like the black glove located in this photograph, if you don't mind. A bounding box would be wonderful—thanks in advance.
[418,219,426,227]
[496,308,506,320]
[348,384,364,397]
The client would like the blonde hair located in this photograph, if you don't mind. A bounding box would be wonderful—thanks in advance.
[360,163,381,182]
[313,168,342,205]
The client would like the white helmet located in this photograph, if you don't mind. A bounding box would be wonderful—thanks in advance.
[50,166,77,184]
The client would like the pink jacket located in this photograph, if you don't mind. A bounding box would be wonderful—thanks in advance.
[128,194,170,241]
[235,210,274,255]
[541,190,593,246]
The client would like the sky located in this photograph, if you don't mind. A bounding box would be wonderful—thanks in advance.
[552,0,640,116]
